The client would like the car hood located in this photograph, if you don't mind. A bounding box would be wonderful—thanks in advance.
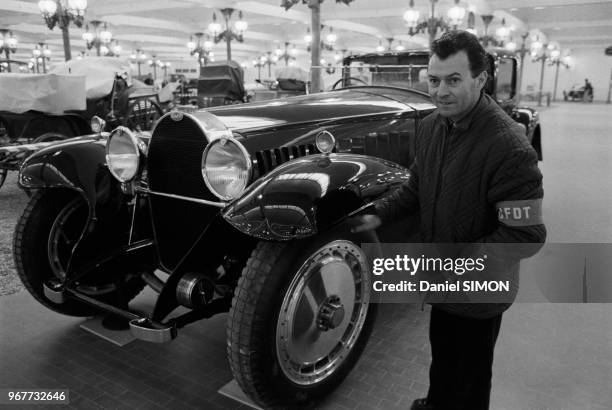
[203,88,431,132]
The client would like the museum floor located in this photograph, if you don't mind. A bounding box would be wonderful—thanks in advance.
[1,102,611,409]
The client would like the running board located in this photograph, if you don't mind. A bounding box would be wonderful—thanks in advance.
[43,282,177,343]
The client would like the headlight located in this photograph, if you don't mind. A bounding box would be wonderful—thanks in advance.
[201,137,251,201]
[106,126,142,182]
[315,130,335,154]
[90,115,106,134]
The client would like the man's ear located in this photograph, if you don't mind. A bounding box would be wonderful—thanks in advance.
[476,70,488,91]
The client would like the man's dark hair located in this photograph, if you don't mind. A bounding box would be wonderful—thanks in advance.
[431,30,488,78]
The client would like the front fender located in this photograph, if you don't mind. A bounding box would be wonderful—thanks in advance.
[222,153,410,240]
[18,136,118,219]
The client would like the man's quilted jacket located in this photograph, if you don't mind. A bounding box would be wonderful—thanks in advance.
[374,93,546,317]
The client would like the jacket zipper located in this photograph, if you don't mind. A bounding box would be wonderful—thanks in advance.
[431,123,451,237]
[422,123,451,312]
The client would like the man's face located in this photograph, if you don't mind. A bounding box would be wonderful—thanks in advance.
[427,50,487,120]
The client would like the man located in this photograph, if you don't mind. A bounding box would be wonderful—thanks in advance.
[353,31,546,409]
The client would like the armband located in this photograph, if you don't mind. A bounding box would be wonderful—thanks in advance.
[496,199,543,227]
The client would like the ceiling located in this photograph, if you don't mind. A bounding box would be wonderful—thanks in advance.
[1,0,610,66]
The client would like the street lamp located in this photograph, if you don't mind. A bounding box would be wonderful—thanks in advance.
[148,56,161,80]
[82,20,112,56]
[253,56,265,81]
[305,26,337,52]
[549,48,570,102]
[263,51,276,77]
[130,49,147,77]
[38,0,87,61]
[531,38,554,107]
[187,32,213,67]
[275,42,297,66]
[161,62,171,79]
[208,8,247,61]
[32,43,52,73]
[404,0,466,46]
[0,29,18,72]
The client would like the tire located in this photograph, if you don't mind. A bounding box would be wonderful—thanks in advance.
[13,189,144,316]
[227,223,378,408]
[32,132,68,143]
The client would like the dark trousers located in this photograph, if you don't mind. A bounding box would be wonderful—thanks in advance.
[426,306,503,410]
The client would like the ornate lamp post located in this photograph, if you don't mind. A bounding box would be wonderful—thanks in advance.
[0,29,18,72]
[253,56,265,81]
[82,20,112,56]
[549,48,570,102]
[38,0,87,61]
[263,51,276,77]
[148,56,161,80]
[130,49,147,77]
[161,62,171,79]
[404,0,466,47]
[275,42,298,66]
[305,26,337,52]
[208,8,247,61]
[32,43,52,73]
[187,32,213,67]
[530,37,553,107]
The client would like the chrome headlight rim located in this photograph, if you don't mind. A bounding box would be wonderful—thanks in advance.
[201,136,252,201]
[105,126,141,183]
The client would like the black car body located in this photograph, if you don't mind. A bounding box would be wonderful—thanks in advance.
[14,49,541,408]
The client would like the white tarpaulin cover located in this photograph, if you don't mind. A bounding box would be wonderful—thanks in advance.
[275,66,308,81]
[50,57,132,100]
[0,73,86,114]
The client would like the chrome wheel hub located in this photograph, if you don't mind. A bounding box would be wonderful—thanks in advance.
[276,240,371,385]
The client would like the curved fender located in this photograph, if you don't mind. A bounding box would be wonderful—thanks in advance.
[222,153,410,241]
[18,136,118,220]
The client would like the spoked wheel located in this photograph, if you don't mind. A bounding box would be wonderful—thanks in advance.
[123,99,164,131]
[227,223,377,408]
[14,189,144,316]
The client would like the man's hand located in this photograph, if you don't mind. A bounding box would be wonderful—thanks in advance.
[350,214,382,233]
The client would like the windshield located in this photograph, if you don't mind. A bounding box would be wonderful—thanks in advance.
[342,54,430,92]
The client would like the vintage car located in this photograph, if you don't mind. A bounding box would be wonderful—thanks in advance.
[196,61,247,108]
[13,49,541,408]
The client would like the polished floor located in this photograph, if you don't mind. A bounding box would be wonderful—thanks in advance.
[1,101,611,409]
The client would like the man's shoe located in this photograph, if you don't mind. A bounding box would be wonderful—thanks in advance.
[410,398,436,410]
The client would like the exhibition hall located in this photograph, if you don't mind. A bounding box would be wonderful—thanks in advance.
[0,0,611,409]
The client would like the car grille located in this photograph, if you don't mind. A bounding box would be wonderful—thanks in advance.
[147,113,219,270]
[252,144,318,178]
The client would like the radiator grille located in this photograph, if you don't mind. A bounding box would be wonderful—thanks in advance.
[253,144,317,178]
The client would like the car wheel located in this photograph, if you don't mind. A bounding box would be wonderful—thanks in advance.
[227,223,377,408]
[13,189,144,316]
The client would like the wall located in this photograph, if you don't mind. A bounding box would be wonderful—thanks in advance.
[520,46,612,102]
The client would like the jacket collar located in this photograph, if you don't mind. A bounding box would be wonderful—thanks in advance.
[437,92,490,132]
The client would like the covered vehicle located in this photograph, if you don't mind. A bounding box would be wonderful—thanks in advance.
[13,49,537,408]
[0,57,163,145]
[0,58,165,190]
[197,61,246,107]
